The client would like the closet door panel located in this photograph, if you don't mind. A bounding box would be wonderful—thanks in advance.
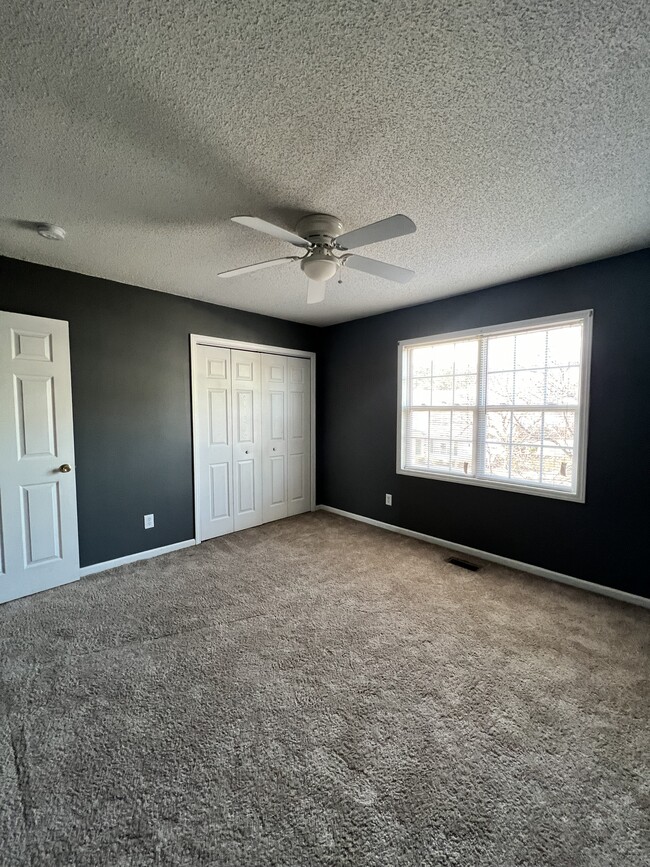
[287,357,311,515]
[209,463,230,521]
[262,353,288,522]
[196,345,233,539]
[270,455,286,505]
[232,350,262,531]
[196,346,311,538]
[288,453,305,501]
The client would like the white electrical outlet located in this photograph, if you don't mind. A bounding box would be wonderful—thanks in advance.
[144,514,154,529]
[385,494,392,506]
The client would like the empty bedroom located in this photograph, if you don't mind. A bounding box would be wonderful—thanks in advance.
[0,1,648,864]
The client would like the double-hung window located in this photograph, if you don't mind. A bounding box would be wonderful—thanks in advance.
[398,311,592,501]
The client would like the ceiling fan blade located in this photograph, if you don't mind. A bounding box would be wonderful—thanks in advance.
[344,254,415,284]
[217,256,300,278]
[307,280,326,304]
[335,214,416,251]
[231,216,311,248]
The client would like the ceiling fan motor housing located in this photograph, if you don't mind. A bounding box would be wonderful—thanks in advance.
[294,213,344,245]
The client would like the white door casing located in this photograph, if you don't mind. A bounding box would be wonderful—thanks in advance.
[0,311,80,604]
[287,356,311,517]
[262,352,288,523]
[231,350,263,531]
[195,344,234,539]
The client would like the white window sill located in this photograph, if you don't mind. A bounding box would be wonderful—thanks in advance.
[397,465,585,502]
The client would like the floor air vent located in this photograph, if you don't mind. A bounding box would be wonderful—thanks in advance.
[446,557,480,572]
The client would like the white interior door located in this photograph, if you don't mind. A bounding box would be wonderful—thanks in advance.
[287,356,311,516]
[195,344,234,539]
[262,353,288,523]
[231,350,262,531]
[0,311,80,604]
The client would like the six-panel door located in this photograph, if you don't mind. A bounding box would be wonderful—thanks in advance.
[195,346,312,538]
[195,345,235,539]
[231,350,263,531]
[0,311,80,604]
[262,353,289,523]
[287,357,311,517]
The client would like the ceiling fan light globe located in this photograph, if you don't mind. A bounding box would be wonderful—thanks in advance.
[300,255,338,282]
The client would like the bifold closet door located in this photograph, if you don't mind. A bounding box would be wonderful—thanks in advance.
[287,356,311,516]
[196,346,311,538]
[262,353,288,523]
[195,345,234,539]
[231,350,262,531]
[261,353,311,523]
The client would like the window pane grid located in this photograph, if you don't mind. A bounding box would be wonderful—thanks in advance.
[404,408,475,474]
[401,315,588,497]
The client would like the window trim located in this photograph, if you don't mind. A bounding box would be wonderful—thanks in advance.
[396,310,593,502]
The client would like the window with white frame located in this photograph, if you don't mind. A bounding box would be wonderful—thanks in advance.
[398,311,592,500]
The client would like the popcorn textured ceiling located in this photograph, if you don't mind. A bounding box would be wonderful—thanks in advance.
[1,0,649,325]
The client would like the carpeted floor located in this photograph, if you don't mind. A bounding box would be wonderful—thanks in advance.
[0,512,648,866]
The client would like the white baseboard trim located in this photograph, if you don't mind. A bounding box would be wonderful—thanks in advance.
[79,539,196,578]
[317,506,649,610]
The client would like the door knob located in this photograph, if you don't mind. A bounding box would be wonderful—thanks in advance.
[244,450,249,454]
[272,447,276,452]
[59,464,72,473]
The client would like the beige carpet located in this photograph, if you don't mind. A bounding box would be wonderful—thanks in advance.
[1,511,648,866]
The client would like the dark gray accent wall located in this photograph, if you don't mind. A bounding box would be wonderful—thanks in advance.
[1,256,319,567]
[318,249,650,599]
[3,249,649,598]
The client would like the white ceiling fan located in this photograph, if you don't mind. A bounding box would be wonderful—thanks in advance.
[218,213,417,304]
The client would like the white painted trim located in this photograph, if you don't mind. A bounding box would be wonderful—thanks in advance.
[79,539,196,578]
[190,336,203,543]
[394,464,585,502]
[397,309,594,346]
[190,334,317,544]
[191,333,314,359]
[317,505,650,610]
[309,352,317,513]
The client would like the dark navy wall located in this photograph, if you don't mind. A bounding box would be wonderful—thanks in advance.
[1,256,319,567]
[318,249,650,598]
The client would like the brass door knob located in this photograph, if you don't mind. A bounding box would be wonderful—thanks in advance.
[59,464,72,473]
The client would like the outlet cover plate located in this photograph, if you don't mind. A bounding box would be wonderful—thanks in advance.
[144,514,154,529]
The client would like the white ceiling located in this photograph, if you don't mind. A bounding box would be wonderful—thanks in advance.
[1,1,649,326]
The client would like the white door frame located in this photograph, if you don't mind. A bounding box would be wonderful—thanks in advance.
[190,334,316,544]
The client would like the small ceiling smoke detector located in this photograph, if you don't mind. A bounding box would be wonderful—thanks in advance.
[37,223,66,241]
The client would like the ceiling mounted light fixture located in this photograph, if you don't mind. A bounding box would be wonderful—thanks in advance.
[218,212,416,304]
[36,223,66,241]
[300,250,339,282]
